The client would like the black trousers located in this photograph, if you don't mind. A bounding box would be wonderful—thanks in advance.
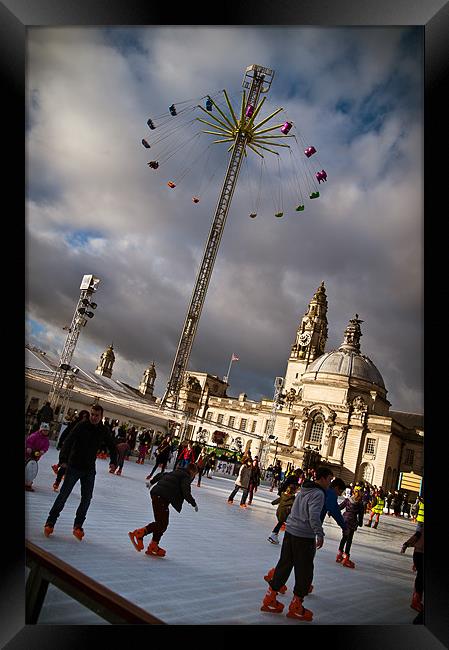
[339,528,355,554]
[269,531,316,598]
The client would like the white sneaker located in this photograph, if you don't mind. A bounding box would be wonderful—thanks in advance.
[268,534,279,544]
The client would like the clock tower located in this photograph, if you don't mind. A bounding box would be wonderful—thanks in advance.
[284,282,328,393]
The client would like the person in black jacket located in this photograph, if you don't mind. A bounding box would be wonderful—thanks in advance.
[129,463,198,557]
[51,410,90,492]
[44,404,117,540]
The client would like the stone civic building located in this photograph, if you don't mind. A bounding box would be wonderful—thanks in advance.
[25,281,423,492]
[180,283,423,492]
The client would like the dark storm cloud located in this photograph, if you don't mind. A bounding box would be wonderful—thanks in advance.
[25,26,423,414]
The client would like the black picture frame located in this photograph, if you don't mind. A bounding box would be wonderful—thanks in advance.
[6,0,448,645]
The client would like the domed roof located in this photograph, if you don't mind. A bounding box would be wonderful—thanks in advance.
[304,314,385,389]
[306,349,385,388]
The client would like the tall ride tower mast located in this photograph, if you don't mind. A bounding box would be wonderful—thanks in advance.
[162,64,289,407]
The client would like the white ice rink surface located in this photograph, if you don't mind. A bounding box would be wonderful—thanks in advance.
[25,445,421,625]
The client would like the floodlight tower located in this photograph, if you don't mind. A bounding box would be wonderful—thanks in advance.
[162,64,292,408]
[48,274,100,417]
[259,377,285,468]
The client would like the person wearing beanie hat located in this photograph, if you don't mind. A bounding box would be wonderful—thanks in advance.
[25,423,50,491]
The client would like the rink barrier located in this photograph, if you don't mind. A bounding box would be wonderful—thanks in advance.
[25,540,166,625]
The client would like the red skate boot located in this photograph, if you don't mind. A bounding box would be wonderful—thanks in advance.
[263,568,287,594]
[286,595,313,621]
[52,464,59,475]
[260,587,285,613]
[52,482,60,492]
[336,549,344,563]
[342,553,355,568]
[145,540,166,557]
[73,527,85,541]
[43,523,54,537]
[128,527,146,552]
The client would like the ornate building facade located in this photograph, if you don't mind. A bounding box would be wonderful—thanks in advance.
[183,283,423,491]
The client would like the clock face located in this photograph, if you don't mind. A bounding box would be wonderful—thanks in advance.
[299,332,311,346]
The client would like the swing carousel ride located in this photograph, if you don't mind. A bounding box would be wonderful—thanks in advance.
[139,65,328,409]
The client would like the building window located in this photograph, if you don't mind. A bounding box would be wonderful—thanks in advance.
[365,438,376,455]
[404,448,415,466]
[205,411,213,421]
[239,418,247,431]
[228,416,235,428]
[264,420,270,434]
[217,413,224,424]
[308,413,324,444]
[328,436,337,457]
[251,420,257,433]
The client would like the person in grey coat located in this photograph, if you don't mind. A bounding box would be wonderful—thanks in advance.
[128,463,198,557]
[261,466,334,622]
[227,458,252,508]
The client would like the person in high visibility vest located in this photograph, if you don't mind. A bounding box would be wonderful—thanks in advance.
[365,487,385,529]
[416,497,424,523]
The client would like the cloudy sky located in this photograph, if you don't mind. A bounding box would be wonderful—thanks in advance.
[25,26,423,414]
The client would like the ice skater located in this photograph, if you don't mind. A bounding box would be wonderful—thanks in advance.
[335,485,364,568]
[401,521,424,617]
[260,466,334,621]
[25,422,50,491]
[52,410,89,492]
[146,435,172,479]
[128,462,199,557]
[44,404,117,541]
[227,457,252,508]
[112,436,130,475]
[365,487,385,529]
[267,481,300,545]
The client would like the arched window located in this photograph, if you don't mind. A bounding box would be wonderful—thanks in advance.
[360,462,374,484]
[308,413,324,445]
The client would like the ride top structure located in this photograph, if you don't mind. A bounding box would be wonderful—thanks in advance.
[48,274,100,420]
[160,64,295,408]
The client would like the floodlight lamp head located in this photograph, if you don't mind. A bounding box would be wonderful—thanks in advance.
[89,302,97,310]
[86,311,94,319]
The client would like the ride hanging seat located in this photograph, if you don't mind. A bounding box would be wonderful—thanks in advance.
[147,161,159,169]
[147,119,155,130]
[167,181,176,188]
[304,146,316,157]
[316,170,328,183]
[295,204,305,211]
[310,191,320,199]
[249,213,257,218]
[280,121,292,134]
[142,139,151,149]
[192,196,200,203]
[169,104,177,116]
[206,98,213,111]
[275,212,284,218]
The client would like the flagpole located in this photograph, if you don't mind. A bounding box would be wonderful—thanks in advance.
[223,354,237,384]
